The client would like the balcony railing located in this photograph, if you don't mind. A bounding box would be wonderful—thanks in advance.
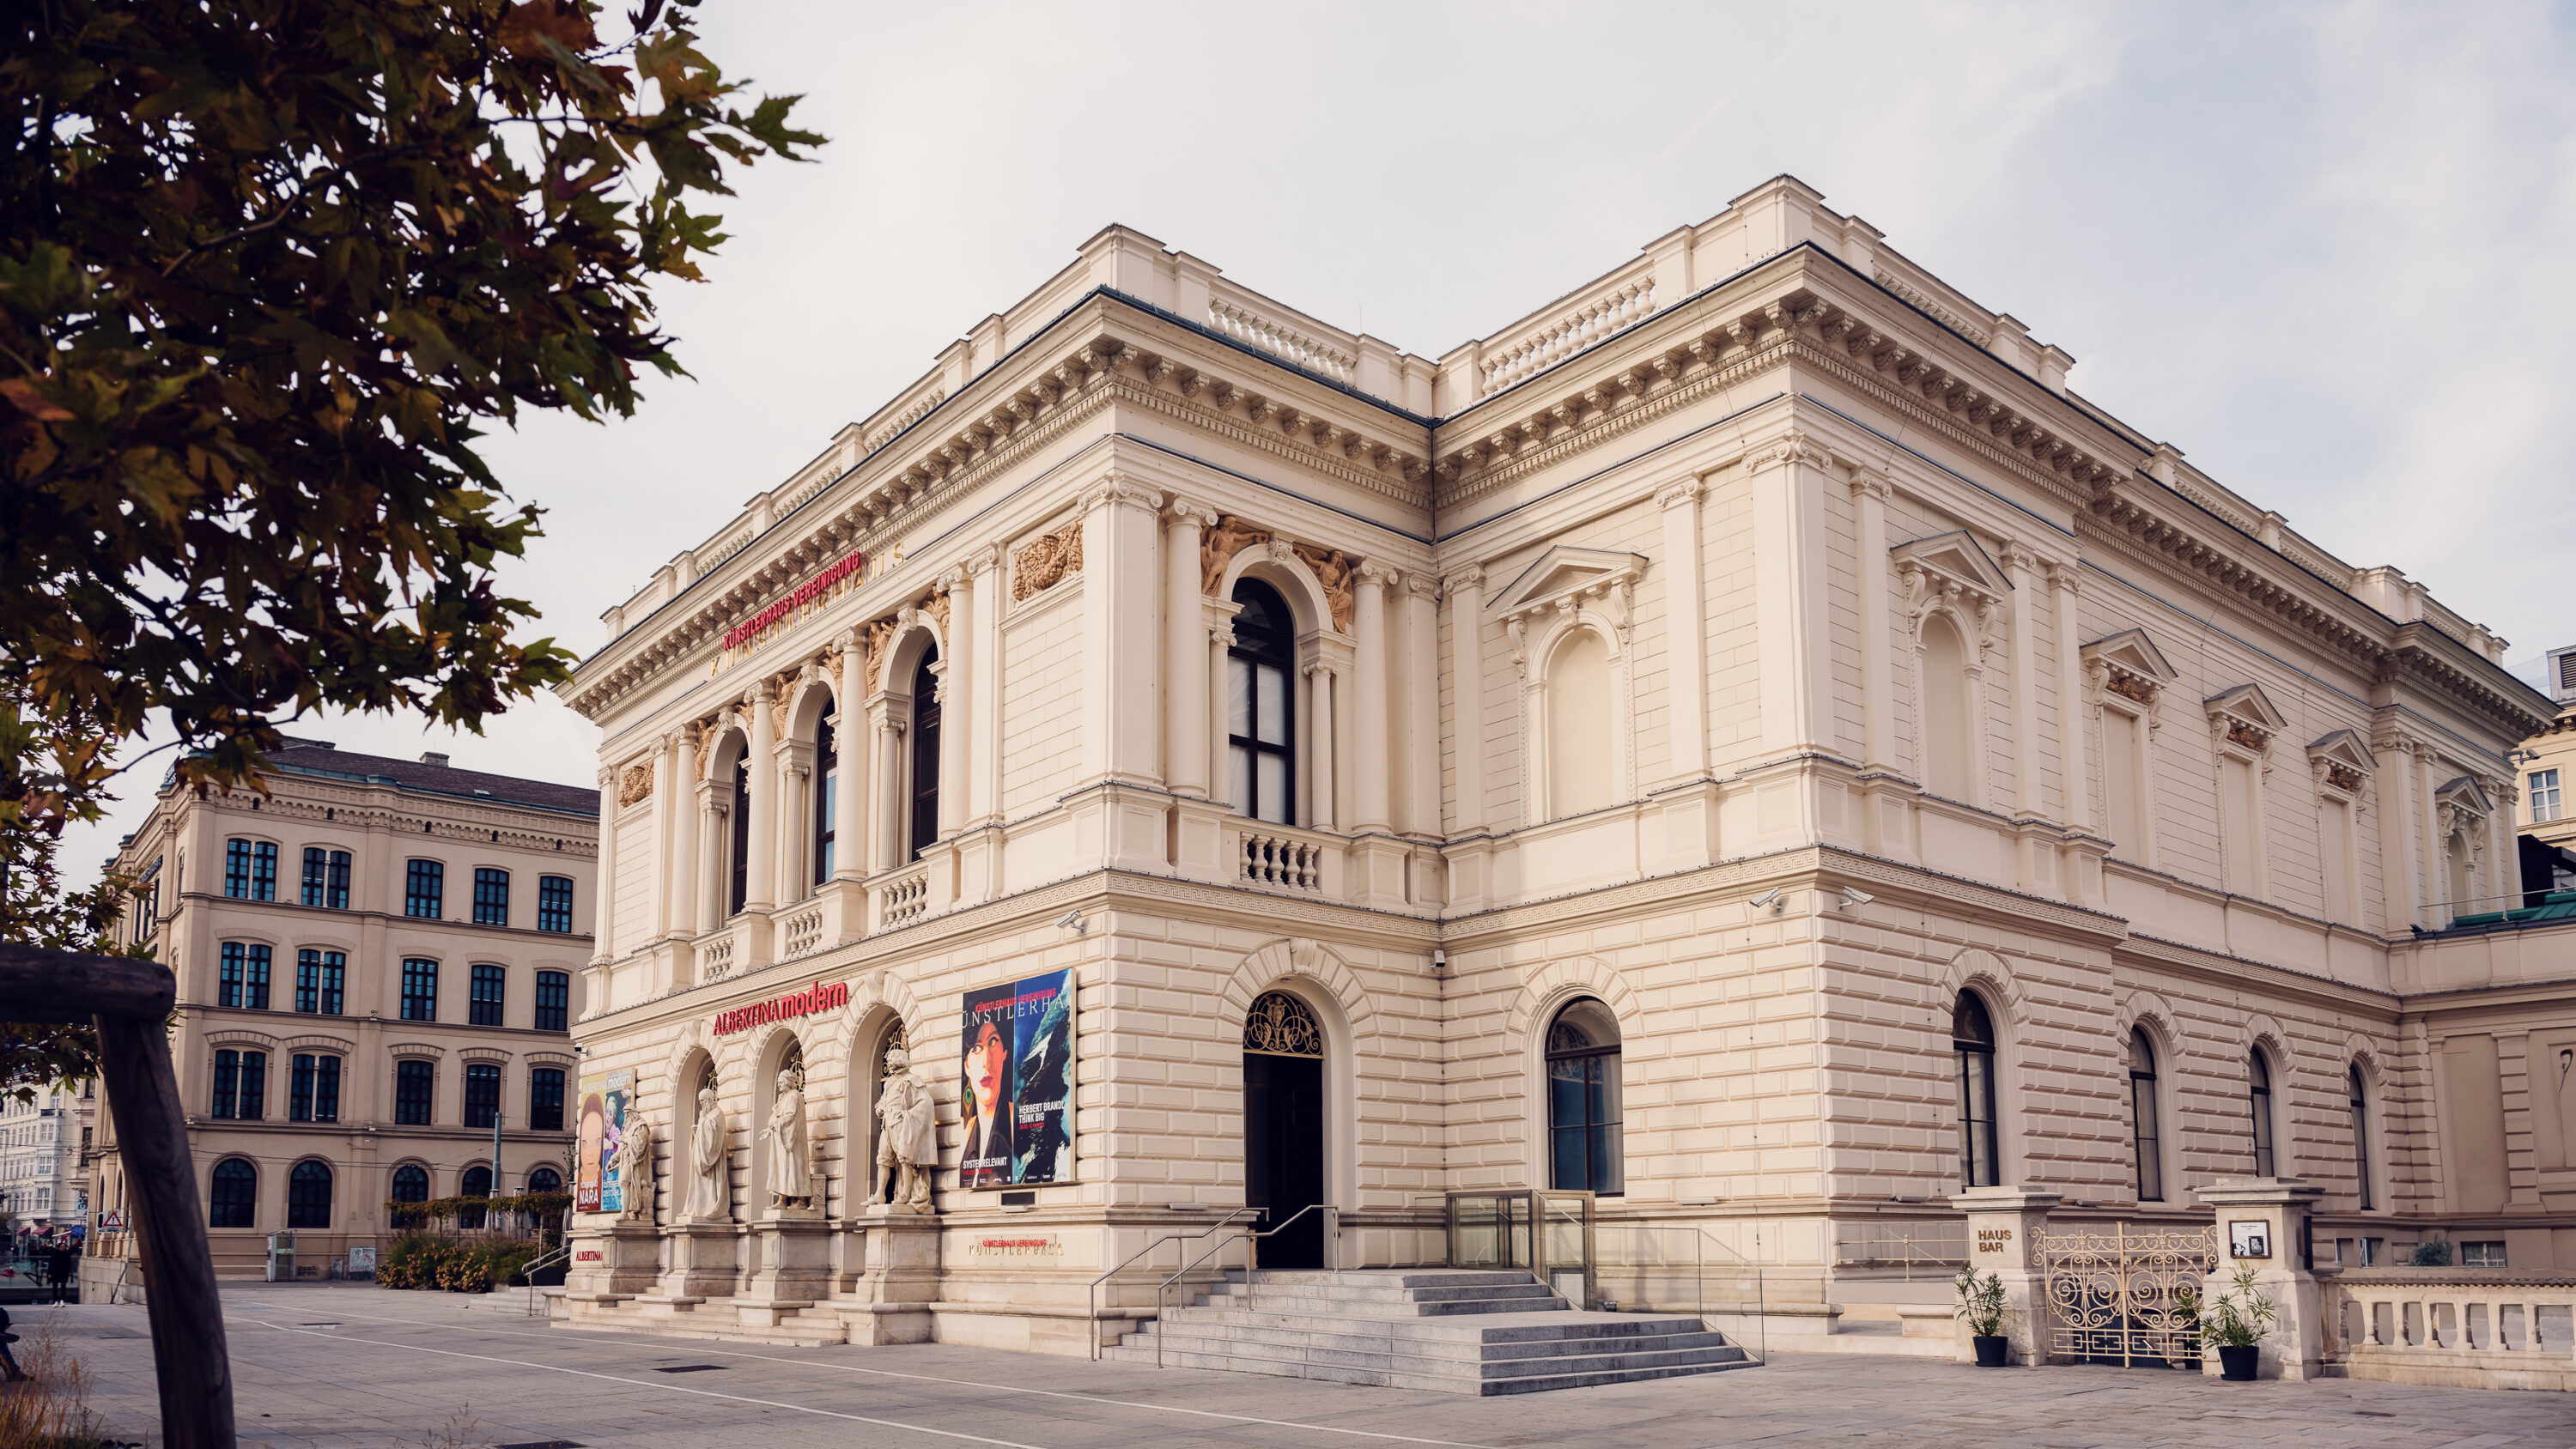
[776,900,827,960]
[1238,827,1327,894]
[2325,1268,2576,1389]
[875,865,930,932]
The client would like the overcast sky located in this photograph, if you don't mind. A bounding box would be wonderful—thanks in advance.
[64,0,2576,884]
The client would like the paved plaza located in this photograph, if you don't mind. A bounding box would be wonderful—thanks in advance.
[8,1282,2572,1447]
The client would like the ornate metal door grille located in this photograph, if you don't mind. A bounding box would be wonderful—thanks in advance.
[2034,1223,2216,1367]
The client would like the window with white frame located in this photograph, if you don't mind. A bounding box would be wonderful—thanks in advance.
[2531,769,2562,825]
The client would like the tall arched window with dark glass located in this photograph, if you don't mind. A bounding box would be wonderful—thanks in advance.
[1953,994,2001,1188]
[288,1161,333,1229]
[1228,579,1296,824]
[390,1163,430,1227]
[2129,1028,2162,1201]
[909,648,942,858]
[2250,1052,2276,1177]
[209,1157,256,1228]
[726,750,750,917]
[2348,1064,2372,1210]
[813,713,838,884]
[1545,999,1623,1194]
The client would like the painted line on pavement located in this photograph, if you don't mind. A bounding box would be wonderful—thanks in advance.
[229,1317,1047,1447]
[281,1307,1507,1447]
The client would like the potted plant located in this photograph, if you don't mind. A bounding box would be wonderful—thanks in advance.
[2192,1263,2279,1381]
[1953,1265,2011,1367]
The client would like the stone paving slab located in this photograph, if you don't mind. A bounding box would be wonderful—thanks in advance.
[6,1280,2573,1447]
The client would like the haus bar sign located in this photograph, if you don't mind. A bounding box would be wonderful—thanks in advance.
[712,978,850,1037]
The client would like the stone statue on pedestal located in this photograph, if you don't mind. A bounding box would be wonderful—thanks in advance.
[616,1113,654,1223]
[869,1050,938,1214]
[766,1067,815,1210]
[688,1085,729,1222]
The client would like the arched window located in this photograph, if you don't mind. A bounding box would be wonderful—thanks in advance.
[813,713,838,884]
[1545,630,1613,820]
[2129,1029,2163,1201]
[288,1161,333,1229]
[2250,1051,2277,1178]
[2348,1064,2372,1210]
[209,1157,256,1228]
[390,1163,430,1226]
[909,646,941,858]
[526,1166,562,1196]
[1953,994,2001,1188]
[1227,579,1296,825]
[459,1163,493,1228]
[1922,614,1975,801]
[1545,999,1623,1194]
[726,748,750,917]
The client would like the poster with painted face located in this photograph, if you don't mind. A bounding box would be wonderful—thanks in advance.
[575,1070,632,1213]
[958,969,1073,1189]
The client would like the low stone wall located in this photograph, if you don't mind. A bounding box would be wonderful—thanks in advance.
[2324,1268,2576,1391]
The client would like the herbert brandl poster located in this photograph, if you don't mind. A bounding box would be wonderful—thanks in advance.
[574,1069,632,1213]
[959,969,1073,1190]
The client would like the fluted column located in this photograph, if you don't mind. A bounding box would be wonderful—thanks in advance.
[667,728,700,938]
[2007,543,2044,821]
[1079,475,1165,786]
[1658,477,1710,781]
[968,547,1004,826]
[938,567,973,838]
[1850,470,1896,773]
[875,715,906,871]
[650,731,681,938]
[2051,562,2087,828]
[1353,563,1394,832]
[1165,501,1217,798]
[592,766,618,961]
[1304,663,1337,831]
[743,682,777,912]
[1208,615,1236,808]
[834,633,868,878]
[696,781,725,929]
[1444,567,1487,834]
[1402,573,1440,834]
[1750,432,1833,755]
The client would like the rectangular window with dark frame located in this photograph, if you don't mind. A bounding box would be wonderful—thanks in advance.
[469,963,507,1027]
[301,847,351,908]
[225,839,278,900]
[528,1066,565,1132]
[404,858,444,919]
[289,1053,341,1124]
[295,949,345,1015]
[538,875,574,933]
[534,970,569,1033]
[212,1049,240,1119]
[393,1059,434,1125]
[218,942,271,1009]
[472,867,510,926]
[235,1050,265,1120]
[400,958,438,1022]
[463,1061,501,1130]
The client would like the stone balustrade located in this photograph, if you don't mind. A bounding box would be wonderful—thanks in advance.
[2324,1268,2576,1391]
[874,864,930,932]
[1475,266,1658,398]
[1237,827,1329,894]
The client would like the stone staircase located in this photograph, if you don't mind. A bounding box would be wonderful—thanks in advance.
[1102,1269,1756,1395]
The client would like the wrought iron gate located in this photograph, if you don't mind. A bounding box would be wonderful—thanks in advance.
[2032,1223,2217,1367]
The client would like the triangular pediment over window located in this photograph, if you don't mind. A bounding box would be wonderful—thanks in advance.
[2081,628,2178,686]
[2435,774,2494,820]
[2204,682,2288,735]
[2307,729,2374,796]
[1488,546,1648,619]
[1889,530,2011,599]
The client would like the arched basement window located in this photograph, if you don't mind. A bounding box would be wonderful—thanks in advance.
[527,1166,563,1196]
[2250,1051,2277,1178]
[1228,579,1296,825]
[909,647,941,859]
[288,1160,333,1229]
[1953,993,2001,1189]
[2129,1028,2162,1201]
[1546,998,1623,1195]
[209,1157,256,1228]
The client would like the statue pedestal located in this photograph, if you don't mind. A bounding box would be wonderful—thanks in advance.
[2195,1178,2325,1381]
[641,1220,739,1307]
[737,1212,833,1327]
[563,1220,661,1304]
[832,1209,941,1345]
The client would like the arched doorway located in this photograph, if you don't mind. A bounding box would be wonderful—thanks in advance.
[1242,991,1326,1270]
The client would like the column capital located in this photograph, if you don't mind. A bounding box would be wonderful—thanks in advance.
[962,543,1001,579]
[1656,476,1704,510]
[2045,559,2082,592]
[1078,473,1163,514]
[1847,468,1892,501]
[1400,572,1440,602]
[1355,561,1398,590]
[1163,495,1220,529]
[1747,428,1835,474]
[1442,563,1485,595]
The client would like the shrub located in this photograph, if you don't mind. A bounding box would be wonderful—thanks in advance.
[2409,1238,2453,1267]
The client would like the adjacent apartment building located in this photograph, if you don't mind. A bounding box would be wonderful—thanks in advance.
[556,176,2573,1355]
[90,740,597,1281]
[1,1083,91,1239]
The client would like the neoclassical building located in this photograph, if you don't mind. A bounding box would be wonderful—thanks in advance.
[558,176,2573,1353]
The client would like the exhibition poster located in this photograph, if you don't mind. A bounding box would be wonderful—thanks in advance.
[959,968,1073,1189]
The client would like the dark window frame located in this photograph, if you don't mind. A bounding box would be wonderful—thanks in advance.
[287,1160,333,1229]
[538,875,574,933]
[1544,1002,1624,1196]
[908,647,942,858]
[393,1059,435,1125]
[404,858,445,919]
[533,970,569,1034]
[469,962,507,1027]
[471,866,510,926]
[1953,994,2002,1189]
[2348,1064,2372,1210]
[2251,1050,2277,1178]
[814,713,838,884]
[1226,579,1298,826]
[400,958,438,1022]
[209,1158,257,1228]
[463,1061,502,1130]
[301,847,351,909]
[528,1066,566,1132]
[2129,1028,2163,1201]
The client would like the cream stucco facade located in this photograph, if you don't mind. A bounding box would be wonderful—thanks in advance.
[558,176,2575,1354]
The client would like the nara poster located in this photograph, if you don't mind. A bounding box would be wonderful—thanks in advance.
[959,969,1073,1189]
[574,1068,632,1214]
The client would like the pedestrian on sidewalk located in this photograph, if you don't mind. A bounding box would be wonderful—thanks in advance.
[45,1241,74,1303]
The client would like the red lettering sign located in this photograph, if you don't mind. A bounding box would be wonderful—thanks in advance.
[574,1250,603,1262]
[712,979,850,1036]
[723,550,868,652]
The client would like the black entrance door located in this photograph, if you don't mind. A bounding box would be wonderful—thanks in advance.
[1243,1051,1325,1270]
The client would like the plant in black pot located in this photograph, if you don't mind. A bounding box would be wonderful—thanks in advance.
[2191,1264,2280,1381]
[1953,1265,2011,1367]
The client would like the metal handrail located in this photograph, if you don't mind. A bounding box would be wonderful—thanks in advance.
[1151,1203,1332,1368]
[1084,1207,1260,1361]
[518,1244,572,1319]
[1589,1222,1769,1361]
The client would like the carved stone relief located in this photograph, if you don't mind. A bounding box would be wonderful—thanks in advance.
[617,761,654,808]
[1292,543,1358,633]
[1200,514,1273,595]
[1012,521,1084,602]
